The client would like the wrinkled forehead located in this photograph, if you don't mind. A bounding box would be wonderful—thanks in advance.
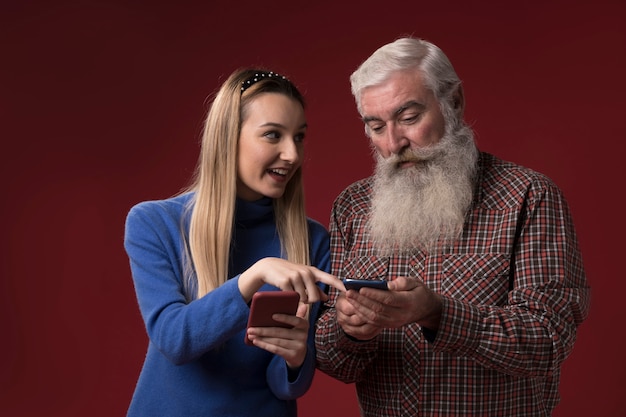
[359,70,436,117]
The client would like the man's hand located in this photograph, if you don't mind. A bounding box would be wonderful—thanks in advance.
[343,276,443,331]
[335,293,384,340]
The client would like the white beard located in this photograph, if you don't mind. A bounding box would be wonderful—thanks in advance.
[367,125,478,254]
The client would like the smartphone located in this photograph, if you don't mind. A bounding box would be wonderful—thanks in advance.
[342,278,389,291]
[244,291,300,346]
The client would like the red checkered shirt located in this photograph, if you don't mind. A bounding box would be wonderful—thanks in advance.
[315,152,590,417]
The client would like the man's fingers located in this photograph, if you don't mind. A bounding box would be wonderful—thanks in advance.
[387,276,422,291]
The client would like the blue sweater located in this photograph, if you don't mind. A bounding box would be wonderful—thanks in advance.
[124,193,330,416]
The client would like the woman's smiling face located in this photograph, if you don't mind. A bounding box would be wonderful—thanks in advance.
[236,93,307,201]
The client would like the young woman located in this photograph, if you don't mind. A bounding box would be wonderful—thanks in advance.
[124,69,344,416]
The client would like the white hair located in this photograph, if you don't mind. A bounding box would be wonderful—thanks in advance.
[350,37,462,114]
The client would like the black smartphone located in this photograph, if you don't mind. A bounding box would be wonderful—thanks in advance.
[244,291,300,346]
[342,278,389,291]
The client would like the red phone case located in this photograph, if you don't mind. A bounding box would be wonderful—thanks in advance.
[244,291,300,346]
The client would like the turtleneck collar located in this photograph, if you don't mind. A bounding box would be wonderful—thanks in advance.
[235,197,274,226]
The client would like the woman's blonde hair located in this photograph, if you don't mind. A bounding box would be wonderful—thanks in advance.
[183,69,310,299]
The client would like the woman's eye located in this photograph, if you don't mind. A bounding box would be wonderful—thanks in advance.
[294,133,306,143]
[264,131,280,139]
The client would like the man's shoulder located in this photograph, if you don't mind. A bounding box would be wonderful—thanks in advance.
[480,152,556,186]
[478,152,562,207]
[329,177,374,220]
[334,177,374,205]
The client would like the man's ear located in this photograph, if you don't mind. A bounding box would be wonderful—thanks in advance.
[452,84,465,118]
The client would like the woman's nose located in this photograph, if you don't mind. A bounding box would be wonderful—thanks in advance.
[280,138,300,163]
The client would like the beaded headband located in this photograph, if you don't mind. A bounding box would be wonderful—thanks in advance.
[240,71,288,94]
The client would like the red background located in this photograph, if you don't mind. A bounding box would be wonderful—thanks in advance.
[1,1,624,416]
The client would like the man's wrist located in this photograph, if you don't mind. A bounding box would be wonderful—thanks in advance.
[418,293,443,330]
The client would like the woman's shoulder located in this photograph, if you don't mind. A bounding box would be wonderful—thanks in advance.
[129,193,193,217]
[306,216,329,236]
[126,193,194,231]
[306,216,330,252]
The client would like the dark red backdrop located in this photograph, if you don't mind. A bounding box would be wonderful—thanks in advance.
[2,1,624,416]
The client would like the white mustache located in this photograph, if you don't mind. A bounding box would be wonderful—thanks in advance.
[383,145,445,167]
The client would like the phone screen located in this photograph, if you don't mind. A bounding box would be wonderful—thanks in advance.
[342,278,389,291]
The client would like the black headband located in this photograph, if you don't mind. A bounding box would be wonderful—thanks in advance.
[240,71,288,94]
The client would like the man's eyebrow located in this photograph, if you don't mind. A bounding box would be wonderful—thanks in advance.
[362,101,425,123]
[395,100,425,115]
[362,115,381,124]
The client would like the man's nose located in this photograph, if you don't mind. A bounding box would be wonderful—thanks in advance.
[385,124,409,155]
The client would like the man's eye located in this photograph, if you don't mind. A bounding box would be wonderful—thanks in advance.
[370,125,384,134]
[401,114,420,124]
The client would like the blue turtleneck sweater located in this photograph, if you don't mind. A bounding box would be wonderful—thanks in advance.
[124,193,330,416]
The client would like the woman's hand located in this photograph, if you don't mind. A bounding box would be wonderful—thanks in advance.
[238,257,345,304]
[245,302,310,368]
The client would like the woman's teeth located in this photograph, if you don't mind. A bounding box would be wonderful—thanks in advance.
[269,168,288,176]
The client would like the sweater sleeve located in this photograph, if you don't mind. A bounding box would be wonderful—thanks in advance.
[124,201,250,365]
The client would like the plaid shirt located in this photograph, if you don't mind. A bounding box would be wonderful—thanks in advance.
[315,152,590,417]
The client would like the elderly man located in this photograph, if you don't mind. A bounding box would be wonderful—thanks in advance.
[315,37,590,416]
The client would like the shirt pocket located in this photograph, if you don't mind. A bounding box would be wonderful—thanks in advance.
[441,253,511,306]
[342,256,389,280]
